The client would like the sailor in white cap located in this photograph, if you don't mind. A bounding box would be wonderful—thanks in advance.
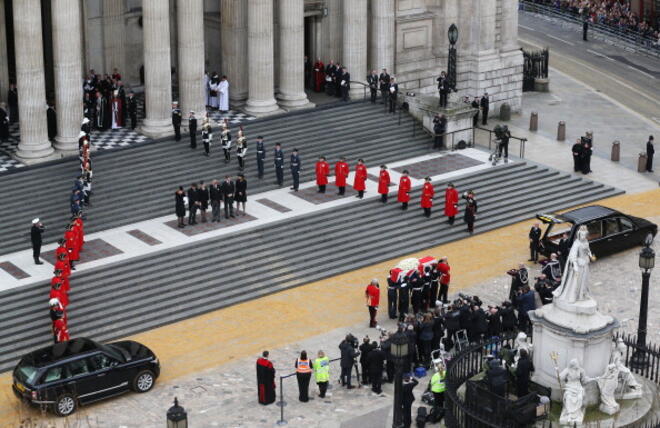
[31,218,45,264]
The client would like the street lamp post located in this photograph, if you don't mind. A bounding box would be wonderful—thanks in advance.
[390,329,409,428]
[166,397,188,428]
[447,24,459,91]
[630,234,655,369]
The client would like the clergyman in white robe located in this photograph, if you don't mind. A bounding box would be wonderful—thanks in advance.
[219,77,229,113]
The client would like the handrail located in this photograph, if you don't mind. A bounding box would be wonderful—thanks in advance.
[348,80,369,101]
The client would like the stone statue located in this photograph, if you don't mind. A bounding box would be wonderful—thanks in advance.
[559,359,594,426]
[553,227,594,303]
[611,338,643,399]
[596,363,620,415]
[513,332,533,367]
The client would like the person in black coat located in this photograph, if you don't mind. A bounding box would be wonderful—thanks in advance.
[469,306,488,343]
[379,68,391,104]
[582,18,589,41]
[486,359,508,397]
[367,70,379,104]
[471,97,480,127]
[571,138,583,172]
[8,83,18,123]
[30,218,45,264]
[340,67,350,102]
[175,187,186,228]
[0,103,8,141]
[47,104,57,140]
[197,181,210,223]
[290,149,301,191]
[220,176,235,218]
[172,102,182,141]
[339,335,357,388]
[499,301,516,333]
[274,143,284,187]
[433,114,447,150]
[388,77,399,114]
[486,306,502,338]
[437,71,449,108]
[359,337,373,385]
[234,174,248,216]
[480,93,489,126]
[462,190,478,234]
[646,135,654,172]
[187,183,199,225]
[188,112,197,149]
[367,343,386,394]
[581,141,592,174]
[209,180,222,222]
[398,277,410,322]
[127,92,138,129]
[401,375,419,428]
[515,349,534,397]
[528,223,542,263]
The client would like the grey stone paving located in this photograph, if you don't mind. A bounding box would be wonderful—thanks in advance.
[393,154,484,179]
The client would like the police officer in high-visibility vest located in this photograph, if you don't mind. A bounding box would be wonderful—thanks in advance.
[313,350,330,398]
[430,368,446,408]
[295,350,313,402]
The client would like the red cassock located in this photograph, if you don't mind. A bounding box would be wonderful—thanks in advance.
[378,170,391,195]
[313,61,325,92]
[335,161,349,187]
[397,176,412,203]
[315,161,330,185]
[444,187,459,217]
[64,230,80,261]
[421,182,435,208]
[353,164,367,191]
[50,283,69,307]
[52,318,70,343]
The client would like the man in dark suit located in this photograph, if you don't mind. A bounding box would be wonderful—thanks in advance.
[583,18,589,41]
[290,149,301,191]
[188,111,197,149]
[401,375,419,428]
[388,77,399,114]
[325,61,337,96]
[379,68,391,104]
[274,143,284,187]
[528,222,542,263]
[209,179,222,222]
[187,183,199,225]
[480,93,490,125]
[437,72,449,108]
[220,176,235,218]
[340,67,350,102]
[31,218,45,264]
[172,102,182,141]
[646,135,655,172]
[471,97,480,127]
[367,70,379,104]
[127,92,138,129]
[256,136,266,179]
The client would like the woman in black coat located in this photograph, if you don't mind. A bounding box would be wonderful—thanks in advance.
[462,190,478,234]
[234,174,248,216]
[175,186,186,228]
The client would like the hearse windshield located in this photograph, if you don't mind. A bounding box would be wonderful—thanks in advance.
[14,362,39,385]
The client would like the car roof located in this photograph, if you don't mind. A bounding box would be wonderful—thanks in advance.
[559,205,619,223]
[20,338,100,368]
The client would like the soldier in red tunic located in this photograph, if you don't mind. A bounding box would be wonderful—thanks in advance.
[315,156,330,193]
[421,177,435,218]
[444,182,459,225]
[64,225,80,269]
[55,238,68,261]
[54,252,71,278]
[50,275,69,307]
[49,298,66,323]
[378,165,391,203]
[437,257,451,303]
[335,157,349,195]
[353,159,367,199]
[397,170,411,210]
[72,213,84,250]
[52,317,70,343]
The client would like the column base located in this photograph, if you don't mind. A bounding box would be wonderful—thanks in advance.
[244,98,283,117]
[15,143,54,161]
[277,93,315,111]
[53,136,79,153]
[140,118,173,139]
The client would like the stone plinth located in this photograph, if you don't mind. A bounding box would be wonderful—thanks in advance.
[535,78,550,93]
[404,94,477,146]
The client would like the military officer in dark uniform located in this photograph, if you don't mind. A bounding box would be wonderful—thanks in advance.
[398,276,410,322]
[339,67,350,102]
[127,92,138,129]
[187,182,199,225]
[172,102,182,141]
[571,138,583,172]
[528,222,542,263]
[290,149,301,191]
[388,77,398,114]
[646,135,655,172]
[274,143,285,187]
[480,93,490,126]
[387,271,398,319]
[367,70,379,104]
[188,111,197,149]
[31,218,45,264]
[220,175,235,218]
[379,68,391,104]
[256,136,266,179]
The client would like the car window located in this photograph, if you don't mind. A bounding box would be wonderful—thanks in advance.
[585,220,603,241]
[603,218,620,236]
[619,217,633,231]
[90,353,119,370]
[65,358,91,378]
[43,366,63,383]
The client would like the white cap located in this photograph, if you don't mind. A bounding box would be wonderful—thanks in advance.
[32,218,40,224]
[78,131,87,138]
[49,298,60,306]
[82,117,90,124]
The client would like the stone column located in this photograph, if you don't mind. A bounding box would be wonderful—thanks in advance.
[141,0,173,138]
[370,0,395,73]
[244,0,280,116]
[0,0,9,103]
[500,0,519,51]
[13,0,53,160]
[342,0,368,98]
[102,0,126,76]
[221,0,248,106]
[478,0,497,54]
[177,0,206,120]
[277,0,312,110]
[52,0,84,152]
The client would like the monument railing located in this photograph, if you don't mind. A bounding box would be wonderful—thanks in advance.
[615,332,660,384]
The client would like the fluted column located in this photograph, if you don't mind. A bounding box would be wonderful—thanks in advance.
[177,0,206,120]
[342,0,368,98]
[244,0,281,116]
[221,0,248,105]
[370,0,395,73]
[141,0,173,138]
[501,0,519,51]
[277,0,312,109]
[103,0,126,76]
[52,0,84,152]
[13,0,53,160]
[479,0,497,54]
[0,0,9,103]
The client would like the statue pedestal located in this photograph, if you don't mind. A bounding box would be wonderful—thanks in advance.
[529,299,619,405]
[403,94,477,147]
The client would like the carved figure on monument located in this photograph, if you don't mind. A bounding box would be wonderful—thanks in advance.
[553,227,594,303]
[596,363,620,415]
[513,332,532,367]
[559,359,594,426]
[611,338,643,398]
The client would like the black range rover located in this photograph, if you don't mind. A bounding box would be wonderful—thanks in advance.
[13,338,160,416]
[537,205,657,258]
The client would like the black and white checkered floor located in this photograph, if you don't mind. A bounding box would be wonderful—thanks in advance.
[0,108,255,173]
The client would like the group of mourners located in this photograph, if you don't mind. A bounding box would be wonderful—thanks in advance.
[174,175,248,228]
[83,68,138,130]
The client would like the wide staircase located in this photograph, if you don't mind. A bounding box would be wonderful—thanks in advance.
[0,148,622,370]
[0,101,432,256]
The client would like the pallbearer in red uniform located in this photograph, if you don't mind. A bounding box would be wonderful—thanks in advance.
[256,350,276,405]
[353,159,367,199]
[335,157,349,195]
[49,298,66,323]
[54,252,71,279]
[437,256,451,303]
[444,182,459,225]
[378,165,391,203]
[50,274,69,307]
[64,225,80,270]
[421,177,435,218]
[397,170,411,210]
[52,317,69,343]
[72,213,84,250]
[315,156,330,193]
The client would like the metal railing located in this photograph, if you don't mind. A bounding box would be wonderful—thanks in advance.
[615,332,660,384]
[520,0,660,57]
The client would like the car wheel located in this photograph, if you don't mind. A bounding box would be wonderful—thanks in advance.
[54,393,77,417]
[132,370,155,393]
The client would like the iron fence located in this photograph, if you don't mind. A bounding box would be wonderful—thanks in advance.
[614,332,660,384]
[523,48,549,92]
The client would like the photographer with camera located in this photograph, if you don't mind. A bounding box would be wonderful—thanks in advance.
[339,334,359,389]
[499,301,517,333]
[486,305,502,338]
